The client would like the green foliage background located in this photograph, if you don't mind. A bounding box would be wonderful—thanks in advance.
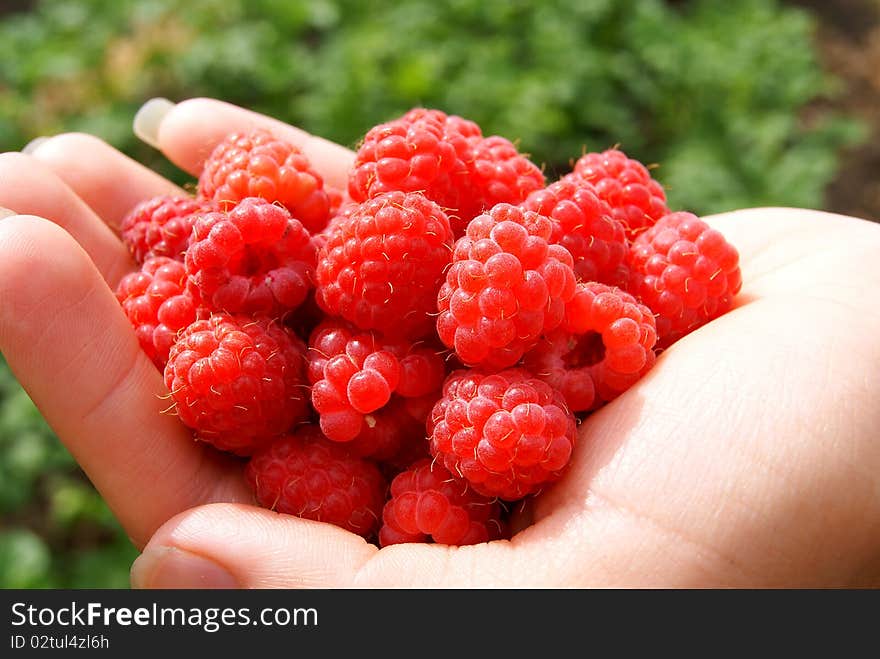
[0,0,865,587]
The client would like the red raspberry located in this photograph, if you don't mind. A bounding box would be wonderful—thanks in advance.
[120,195,211,264]
[186,197,316,317]
[308,321,446,442]
[198,129,331,233]
[116,257,199,369]
[627,212,742,348]
[457,135,545,236]
[379,459,505,546]
[521,176,628,286]
[428,368,578,500]
[572,149,669,240]
[245,427,386,538]
[348,109,473,221]
[345,396,429,464]
[525,282,657,411]
[315,191,454,340]
[436,204,577,369]
[164,313,310,455]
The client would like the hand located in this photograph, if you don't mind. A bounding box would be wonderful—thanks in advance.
[1,99,877,588]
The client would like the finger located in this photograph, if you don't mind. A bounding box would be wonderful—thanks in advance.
[27,132,184,231]
[0,215,250,548]
[0,152,132,285]
[130,503,529,589]
[135,97,355,191]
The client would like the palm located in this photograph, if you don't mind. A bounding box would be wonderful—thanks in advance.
[0,99,877,587]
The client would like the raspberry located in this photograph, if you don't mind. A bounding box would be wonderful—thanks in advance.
[120,195,211,264]
[521,176,628,286]
[245,427,386,538]
[198,129,331,233]
[627,212,742,348]
[436,204,578,369]
[308,321,446,442]
[315,191,454,340]
[348,109,473,221]
[379,459,505,546]
[457,135,545,236]
[345,396,429,463]
[349,109,546,237]
[428,368,578,500]
[525,282,657,411]
[164,313,310,455]
[572,149,669,240]
[116,257,199,369]
[186,197,316,317]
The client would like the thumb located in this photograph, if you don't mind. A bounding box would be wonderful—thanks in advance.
[129,502,555,588]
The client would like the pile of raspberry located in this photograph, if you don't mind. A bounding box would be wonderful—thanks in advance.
[116,109,741,546]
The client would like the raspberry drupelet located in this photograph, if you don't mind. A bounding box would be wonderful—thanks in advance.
[521,176,628,287]
[627,211,742,348]
[525,282,657,411]
[379,459,506,546]
[164,313,310,455]
[428,368,578,500]
[185,197,316,317]
[572,149,669,241]
[120,195,212,264]
[245,427,386,538]
[436,204,578,369]
[115,257,199,369]
[315,191,454,340]
[307,320,446,442]
[198,128,331,233]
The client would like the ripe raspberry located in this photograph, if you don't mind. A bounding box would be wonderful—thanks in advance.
[428,368,578,500]
[457,135,545,236]
[379,459,505,546]
[436,204,578,369]
[245,427,386,538]
[186,197,316,317]
[572,149,669,240]
[525,282,657,411]
[198,129,331,233]
[120,195,211,264]
[116,257,199,369]
[308,321,446,442]
[164,313,310,455]
[348,109,472,220]
[627,212,742,348]
[345,396,429,463]
[521,176,628,286]
[315,191,454,340]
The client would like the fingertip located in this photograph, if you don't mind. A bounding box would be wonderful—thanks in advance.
[133,97,175,150]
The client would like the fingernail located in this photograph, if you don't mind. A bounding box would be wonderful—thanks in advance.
[133,97,175,149]
[0,206,16,219]
[130,546,240,589]
[21,136,49,155]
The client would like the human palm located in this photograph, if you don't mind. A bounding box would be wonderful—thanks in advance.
[0,99,877,588]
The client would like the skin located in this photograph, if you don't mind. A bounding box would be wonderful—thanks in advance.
[0,98,878,588]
